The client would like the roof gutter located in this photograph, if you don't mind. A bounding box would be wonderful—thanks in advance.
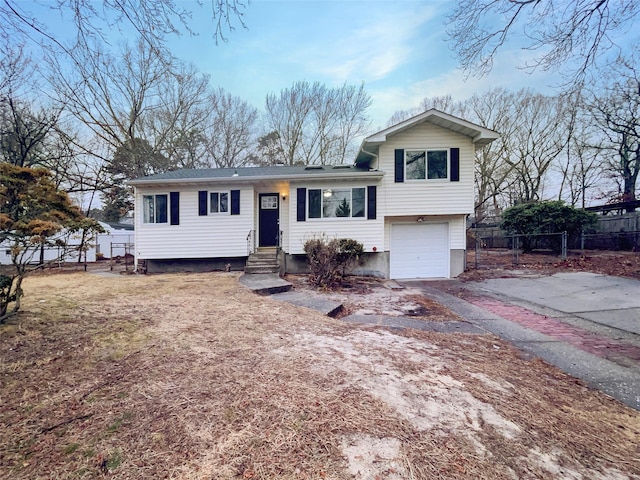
[358,142,379,163]
[354,141,380,168]
[128,169,384,187]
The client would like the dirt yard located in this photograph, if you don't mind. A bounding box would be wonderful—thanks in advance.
[1,270,639,479]
[466,249,640,281]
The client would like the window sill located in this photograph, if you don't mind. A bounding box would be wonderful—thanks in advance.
[306,217,367,221]
[404,178,450,183]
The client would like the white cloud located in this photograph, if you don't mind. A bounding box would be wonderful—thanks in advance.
[291,4,440,83]
[365,45,566,130]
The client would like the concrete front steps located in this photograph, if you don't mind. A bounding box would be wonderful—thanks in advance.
[240,249,344,315]
[241,247,292,295]
[245,247,280,274]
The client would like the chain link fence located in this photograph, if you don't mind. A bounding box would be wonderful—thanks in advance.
[108,242,135,272]
[470,230,639,270]
[472,232,568,269]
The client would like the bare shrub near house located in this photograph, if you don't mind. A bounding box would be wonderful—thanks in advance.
[303,235,364,288]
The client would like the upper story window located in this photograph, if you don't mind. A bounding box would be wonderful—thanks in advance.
[406,149,448,180]
[143,194,168,223]
[210,191,229,214]
[308,187,365,219]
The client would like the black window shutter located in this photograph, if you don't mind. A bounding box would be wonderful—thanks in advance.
[450,148,460,182]
[394,149,404,183]
[296,188,306,222]
[367,185,377,220]
[230,190,240,215]
[198,190,208,216]
[170,192,180,225]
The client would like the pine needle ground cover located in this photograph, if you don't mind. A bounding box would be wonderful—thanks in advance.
[1,272,638,479]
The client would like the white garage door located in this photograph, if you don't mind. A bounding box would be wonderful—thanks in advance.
[390,223,449,279]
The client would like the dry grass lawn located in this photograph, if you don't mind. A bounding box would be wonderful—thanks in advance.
[1,271,639,479]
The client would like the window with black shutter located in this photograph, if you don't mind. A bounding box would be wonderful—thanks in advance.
[450,148,460,182]
[296,188,306,221]
[394,149,404,183]
[367,185,376,220]
[170,192,180,225]
[230,190,240,215]
[198,191,208,216]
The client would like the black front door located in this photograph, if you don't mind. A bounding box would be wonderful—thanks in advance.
[258,193,280,247]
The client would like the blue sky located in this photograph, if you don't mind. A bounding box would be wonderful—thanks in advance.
[166,0,566,130]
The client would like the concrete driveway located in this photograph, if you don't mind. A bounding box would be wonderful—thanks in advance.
[408,272,640,410]
[475,272,640,335]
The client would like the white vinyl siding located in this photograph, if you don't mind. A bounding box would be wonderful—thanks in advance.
[378,123,475,218]
[279,190,290,252]
[288,217,383,255]
[383,215,465,251]
[448,216,466,249]
[135,186,254,259]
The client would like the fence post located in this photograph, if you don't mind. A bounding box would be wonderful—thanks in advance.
[580,231,585,253]
[562,231,567,260]
[512,235,519,265]
[475,236,480,269]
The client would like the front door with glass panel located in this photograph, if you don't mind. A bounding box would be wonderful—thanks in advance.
[258,193,279,247]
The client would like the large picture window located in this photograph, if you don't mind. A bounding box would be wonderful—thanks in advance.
[210,191,229,214]
[406,149,448,180]
[308,188,365,219]
[143,194,168,223]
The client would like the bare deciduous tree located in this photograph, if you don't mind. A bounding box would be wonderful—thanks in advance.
[0,42,62,169]
[203,87,258,168]
[145,63,213,169]
[264,81,371,166]
[48,39,165,161]
[387,95,461,126]
[555,93,604,208]
[503,90,570,203]
[0,0,246,54]
[0,97,62,168]
[50,39,212,175]
[320,84,371,164]
[46,38,214,220]
[264,81,316,165]
[588,55,640,208]
[446,0,639,85]
[464,89,518,222]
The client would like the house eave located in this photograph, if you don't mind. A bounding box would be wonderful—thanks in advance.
[358,109,500,157]
[129,170,384,188]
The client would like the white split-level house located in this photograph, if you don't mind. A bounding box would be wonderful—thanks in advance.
[129,109,499,279]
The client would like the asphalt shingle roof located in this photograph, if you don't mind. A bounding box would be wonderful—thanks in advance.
[129,165,379,185]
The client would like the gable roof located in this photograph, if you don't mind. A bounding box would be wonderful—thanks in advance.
[356,109,500,166]
[129,164,382,187]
